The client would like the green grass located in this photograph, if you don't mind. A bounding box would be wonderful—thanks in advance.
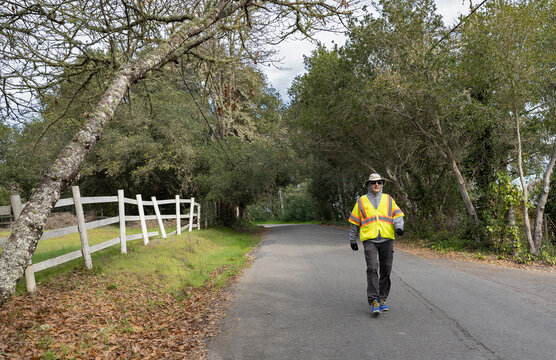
[7,226,140,294]
[98,227,260,295]
[7,225,260,297]
[31,227,144,263]
[2,225,178,262]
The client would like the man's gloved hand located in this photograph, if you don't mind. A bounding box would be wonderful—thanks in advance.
[350,240,359,251]
[395,228,404,236]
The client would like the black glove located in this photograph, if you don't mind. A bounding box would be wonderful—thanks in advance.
[350,241,359,251]
[395,228,404,236]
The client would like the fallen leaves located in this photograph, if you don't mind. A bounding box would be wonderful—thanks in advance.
[0,270,235,359]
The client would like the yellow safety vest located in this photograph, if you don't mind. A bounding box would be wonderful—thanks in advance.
[349,194,404,241]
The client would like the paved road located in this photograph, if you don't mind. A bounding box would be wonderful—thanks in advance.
[207,224,556,360]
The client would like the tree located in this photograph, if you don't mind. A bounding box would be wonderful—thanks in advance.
[287,0,481,229]
[286,0,555,250]
[457,0,556,253]
[0,0,353,306]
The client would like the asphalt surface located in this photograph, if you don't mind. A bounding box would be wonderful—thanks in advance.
[206,224,556,360]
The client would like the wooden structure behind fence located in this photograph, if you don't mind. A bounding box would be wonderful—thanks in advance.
[0,186,201,294]
[0,205,12,227]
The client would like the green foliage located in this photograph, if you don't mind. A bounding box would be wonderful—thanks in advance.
[247,181,323,222]
[0,121,78,198]
[0,187,9,206]
[2,0,554,261]
[0,51,294,226]
[543,172,556,241]
[534,244,556,266]
[514,243,556,266]
[247,201,276,222]
[423,230,480,253]
[286,0,556,254]
[39,350,59,360]
[481,172,523,252]
[280,182,321,222]
[513,251,533,265]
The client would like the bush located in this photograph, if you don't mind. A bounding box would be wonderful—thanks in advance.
[424,230,479,252]
[0,188,10,206]
[532,243,556,266]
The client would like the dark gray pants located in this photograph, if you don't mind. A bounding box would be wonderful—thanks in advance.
[363,239,393,304]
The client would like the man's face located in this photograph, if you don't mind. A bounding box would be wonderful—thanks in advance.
[369,180,383,194]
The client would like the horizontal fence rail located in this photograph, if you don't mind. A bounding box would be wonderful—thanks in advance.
[0,187,201,294]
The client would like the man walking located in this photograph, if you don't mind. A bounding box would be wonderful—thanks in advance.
[348,173,404,315]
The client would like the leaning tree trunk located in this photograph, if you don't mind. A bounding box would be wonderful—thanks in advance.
[441,142,480,227]
[412,114,480,230]
[0,0,249,306]
[532,143,556,251]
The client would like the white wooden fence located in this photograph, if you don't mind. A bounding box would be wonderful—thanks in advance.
[0,186,201,294]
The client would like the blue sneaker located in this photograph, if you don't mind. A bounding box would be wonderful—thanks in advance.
[380,299,389,312]
[371,299,382,315]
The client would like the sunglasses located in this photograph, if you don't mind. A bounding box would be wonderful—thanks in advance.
[369,181,383,185]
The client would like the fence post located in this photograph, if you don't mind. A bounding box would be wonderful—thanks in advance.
[118,190,127,254]
[11,195,37,294]
[189,197,195,232]
[72,186,93,270]
[197,203,201,230]
[10,195,22,219]
[152,197,166,238]
[176,195,181,235]
[136,194,149,245]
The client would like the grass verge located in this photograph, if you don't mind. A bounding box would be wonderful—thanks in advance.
[97,227,261,296]
[1,226,263,359]
[11,226,260,296]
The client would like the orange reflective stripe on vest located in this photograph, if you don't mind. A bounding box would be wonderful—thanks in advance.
[358,194,395,240]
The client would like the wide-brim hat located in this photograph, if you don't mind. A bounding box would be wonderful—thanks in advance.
[364,173,386,187]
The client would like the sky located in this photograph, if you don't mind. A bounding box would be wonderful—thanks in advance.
[262,0,473,102]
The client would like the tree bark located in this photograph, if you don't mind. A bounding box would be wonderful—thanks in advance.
[443,144,480,227]
[0,0,249,306]
[514,110,535,254]
[532,143,556,251]
[507,204,517,256]
[408,113,479,229]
